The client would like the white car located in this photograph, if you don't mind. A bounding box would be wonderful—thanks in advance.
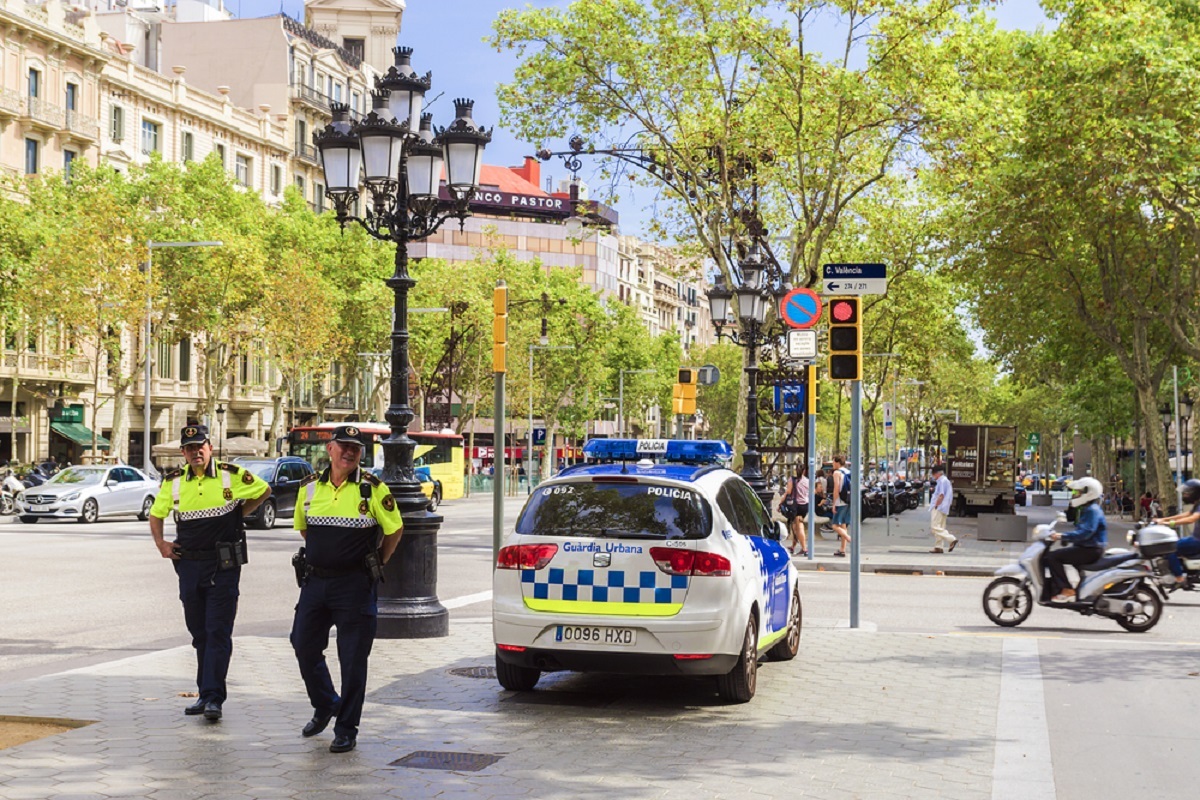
[492,439,802,703]
[18,465,159,524]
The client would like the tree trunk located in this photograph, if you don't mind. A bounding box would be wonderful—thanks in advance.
[269,392,286,447]
[1136,383,1173,505]
[109,386,129,462]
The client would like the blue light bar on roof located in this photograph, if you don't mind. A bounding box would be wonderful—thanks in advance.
[582,438,733,464]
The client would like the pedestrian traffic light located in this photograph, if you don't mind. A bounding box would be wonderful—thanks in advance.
[674,368,698,415]
[493,283,507,373]
[827,297,861,381]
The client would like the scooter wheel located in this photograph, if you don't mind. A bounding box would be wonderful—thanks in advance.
[1115,583,1162,633]
[983,577,1033,627]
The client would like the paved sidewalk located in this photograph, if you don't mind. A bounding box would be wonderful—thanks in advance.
[0,620,1007,800]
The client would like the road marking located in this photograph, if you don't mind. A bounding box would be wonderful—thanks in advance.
[992,637,1056,800]
[443,590,492,609]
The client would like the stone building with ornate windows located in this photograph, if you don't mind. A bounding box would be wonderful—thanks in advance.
[0,0,711,469]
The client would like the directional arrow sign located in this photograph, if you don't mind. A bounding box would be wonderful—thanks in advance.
[824,278,887,296]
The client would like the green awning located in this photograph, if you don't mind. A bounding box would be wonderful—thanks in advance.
[50,421,111,450]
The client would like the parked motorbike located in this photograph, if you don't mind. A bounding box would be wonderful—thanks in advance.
[981,516,1175,632]
[0,472,20,516]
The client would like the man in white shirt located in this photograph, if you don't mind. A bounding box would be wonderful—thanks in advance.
[929,463,958,553]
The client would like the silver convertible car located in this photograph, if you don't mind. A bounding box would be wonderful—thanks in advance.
[17,465,159,524]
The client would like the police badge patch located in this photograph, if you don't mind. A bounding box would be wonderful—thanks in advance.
[224,488,233,501]
[382,493,395,512]
[242,471,254,484]
[359,499,369,515]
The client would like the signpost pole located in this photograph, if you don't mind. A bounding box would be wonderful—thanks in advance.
[806,398,816,562]
[850,379,862,629]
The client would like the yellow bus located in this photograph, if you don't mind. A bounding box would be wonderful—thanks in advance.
[287,423,464,504]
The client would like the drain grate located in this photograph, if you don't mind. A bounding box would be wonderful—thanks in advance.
[390,750,503,772]
[448,666,496,679]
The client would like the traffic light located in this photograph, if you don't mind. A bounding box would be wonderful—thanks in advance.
[674,367,698,415]
[827,297,861,381]
[493,282,507,373]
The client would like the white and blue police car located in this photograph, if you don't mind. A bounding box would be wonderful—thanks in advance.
[492,438,801,703]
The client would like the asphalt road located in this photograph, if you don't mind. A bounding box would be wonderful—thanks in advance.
[1,496,1198,800]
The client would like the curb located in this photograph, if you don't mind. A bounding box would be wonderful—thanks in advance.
[792,560,998,577]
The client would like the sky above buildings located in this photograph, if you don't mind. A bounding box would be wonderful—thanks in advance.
[234,0,1050,237]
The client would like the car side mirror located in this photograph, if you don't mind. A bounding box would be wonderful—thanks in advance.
[105,478,117,486]
[767,521,784,541]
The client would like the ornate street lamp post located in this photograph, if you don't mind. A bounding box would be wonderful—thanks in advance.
[314,46,491,638]
[707,244,788,510]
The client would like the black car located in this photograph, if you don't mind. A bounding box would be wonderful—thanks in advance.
[233,457,314,528]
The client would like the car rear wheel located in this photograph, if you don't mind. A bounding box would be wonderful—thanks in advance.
[79,498,99,524]
[428,485,441,511]
[137,495,154,521]
[255,499,277,530]
[495,649,540,692]
[716,613,758,703]
[768,590,802,662]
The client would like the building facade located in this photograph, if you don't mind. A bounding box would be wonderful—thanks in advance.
[0,0,711,470]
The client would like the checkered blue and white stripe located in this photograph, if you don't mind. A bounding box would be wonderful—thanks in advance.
[521,568,688,604]
[305,516,377,528]
[174,501,238,522]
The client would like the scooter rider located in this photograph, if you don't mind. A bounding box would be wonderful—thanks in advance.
[1154,478,1200,588]
[1044,477,1107,603]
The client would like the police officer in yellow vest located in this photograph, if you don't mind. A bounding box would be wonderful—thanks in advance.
[291,424,402,753]
[148,424,271,721]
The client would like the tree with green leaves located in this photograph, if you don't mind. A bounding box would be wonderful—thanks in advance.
[493,0,990,461]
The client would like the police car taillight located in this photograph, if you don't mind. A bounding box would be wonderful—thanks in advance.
[496,543,559,570]
[649,547,731,577]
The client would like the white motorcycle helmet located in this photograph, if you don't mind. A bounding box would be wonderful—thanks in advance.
[1069,476,1103,507]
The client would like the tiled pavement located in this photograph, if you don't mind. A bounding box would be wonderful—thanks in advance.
[0,619,1007,800]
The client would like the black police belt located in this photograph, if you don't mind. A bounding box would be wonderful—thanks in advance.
[305,561,368,579]
[176,548,219,561]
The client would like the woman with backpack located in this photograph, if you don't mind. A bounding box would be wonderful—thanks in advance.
[781,467,809,556]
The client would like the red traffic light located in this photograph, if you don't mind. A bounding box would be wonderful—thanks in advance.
[829,297,859,324]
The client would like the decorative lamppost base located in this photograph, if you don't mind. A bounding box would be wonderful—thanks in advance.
[376,505,449,639]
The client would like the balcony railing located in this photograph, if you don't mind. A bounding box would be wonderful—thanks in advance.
[1,351,91,379]
[24,96,65,129]
[64,109,99,140]
[291,84,330,111]
[0,88,22,118]
[293,143,319,164]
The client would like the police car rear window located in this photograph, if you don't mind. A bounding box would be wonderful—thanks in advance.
[515,482,713,540]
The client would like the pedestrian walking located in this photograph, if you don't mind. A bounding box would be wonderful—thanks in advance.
[291,425,403,753]
[147,424,272,722]
[928,463,958,553]
[830,455,851,556]
[781,467,809,556]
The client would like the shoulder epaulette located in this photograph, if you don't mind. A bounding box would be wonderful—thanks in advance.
[217,462,241,474]
[364,472,382,487]
[162,468,182,481]
[300,472,319,486]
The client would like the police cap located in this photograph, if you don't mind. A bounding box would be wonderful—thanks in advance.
[180,425,210,446]
[331,425,366,447]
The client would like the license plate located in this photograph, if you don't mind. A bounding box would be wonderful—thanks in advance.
[29,505,48,512]
[555,625,636,646]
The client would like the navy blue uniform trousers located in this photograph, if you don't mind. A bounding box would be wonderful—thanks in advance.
[174,559,240,704]
[291,573,377,739]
